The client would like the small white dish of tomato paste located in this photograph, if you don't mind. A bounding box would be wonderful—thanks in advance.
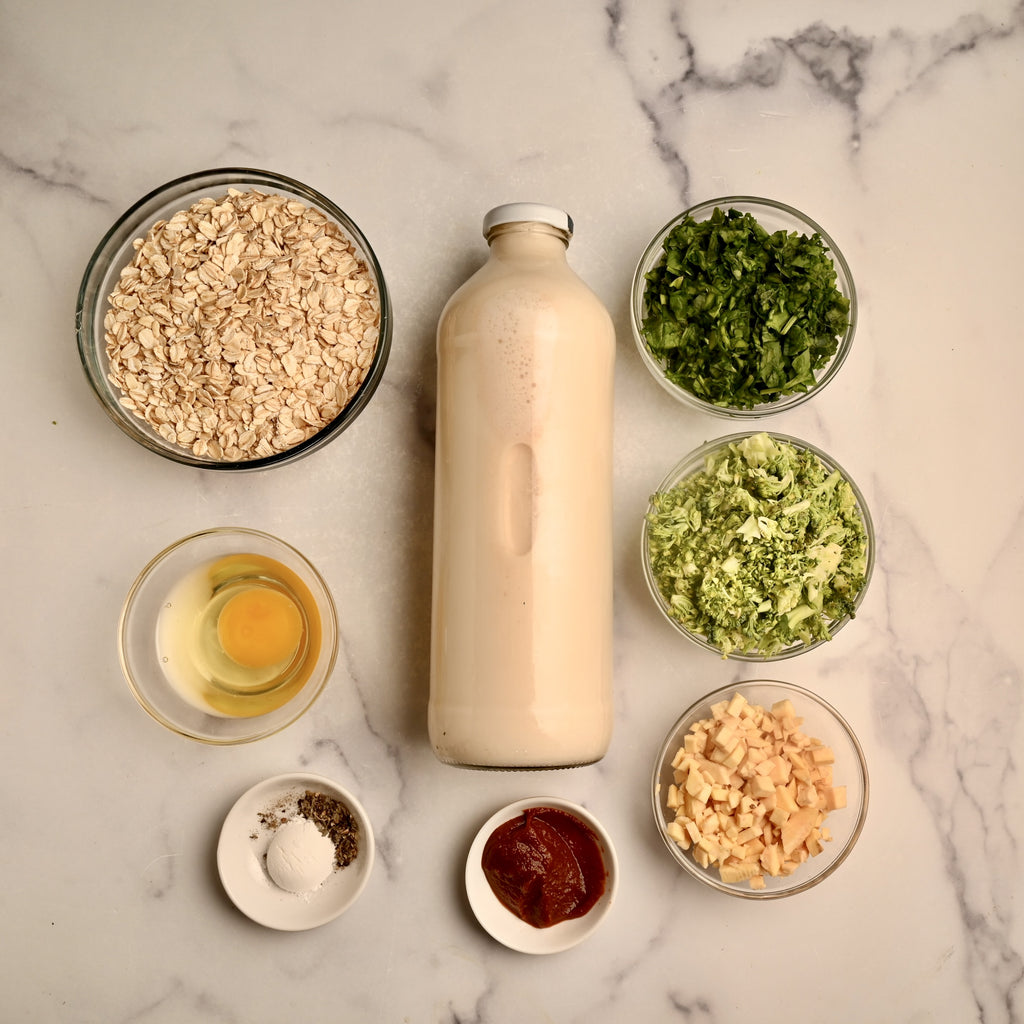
[465,796,618,954]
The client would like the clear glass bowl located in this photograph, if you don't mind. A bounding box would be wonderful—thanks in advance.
[76,168,392,470]
[641,431,874,661]
[630,197,856,418]
[652,680,868,899]
[118,527,338,743]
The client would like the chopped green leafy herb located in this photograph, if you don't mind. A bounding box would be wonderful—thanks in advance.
[641,206,850,409]
[645,432,869,657]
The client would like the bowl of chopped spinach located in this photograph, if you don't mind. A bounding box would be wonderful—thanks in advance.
[642,432,874,659]
[631,197,855,417]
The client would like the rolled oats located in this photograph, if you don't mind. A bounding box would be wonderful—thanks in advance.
[103,188,381,462]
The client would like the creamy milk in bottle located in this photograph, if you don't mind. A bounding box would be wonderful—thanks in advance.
[429,203,615,768]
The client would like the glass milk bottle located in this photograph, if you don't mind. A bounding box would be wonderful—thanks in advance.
[429,203,615,768]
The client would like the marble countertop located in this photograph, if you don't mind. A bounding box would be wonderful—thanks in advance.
[3,1,1022,1021]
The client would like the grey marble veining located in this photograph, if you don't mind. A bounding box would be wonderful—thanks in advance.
[2,1,1023,1021]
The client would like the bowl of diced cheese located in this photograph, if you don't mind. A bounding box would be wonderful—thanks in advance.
[652,681,868,898]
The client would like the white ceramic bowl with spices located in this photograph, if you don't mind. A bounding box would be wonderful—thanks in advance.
[641,431,874,661]
[652,680,868,899]
[118,527,338,743]
[76,167,392,469]
[218,772,375,931]
[630,197,856,418]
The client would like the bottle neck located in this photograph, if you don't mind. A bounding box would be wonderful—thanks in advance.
[485,221,570,264]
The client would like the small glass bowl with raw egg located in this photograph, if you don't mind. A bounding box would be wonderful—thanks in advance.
[118,527,338,743]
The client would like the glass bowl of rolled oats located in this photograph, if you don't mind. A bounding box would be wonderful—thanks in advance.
[76,168,391,469]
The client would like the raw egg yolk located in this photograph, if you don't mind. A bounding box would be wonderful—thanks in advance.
[217,587,303,669]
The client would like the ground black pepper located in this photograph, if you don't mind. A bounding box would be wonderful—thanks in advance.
[297,789,360,868]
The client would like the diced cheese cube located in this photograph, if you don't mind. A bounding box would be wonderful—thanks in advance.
[796,782,819,808]
[709,730,734,758]
[684,767,707,798]
[760,843,783,877]
[667,821,689,847]
[771,699,795,720]
[746,746,768,767]
[776,784,799,813]
[748,775,775,799]
[719,860,762,884]
[697,836,725,864]
[683,732,703,754]
[721,742,747,770]
[702,759,732,786]
[768,755,792,785]
[824,786,847,811]
[780,806,819,855]
[726,693,748,717]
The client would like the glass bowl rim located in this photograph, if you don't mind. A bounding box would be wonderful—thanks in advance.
[629,195,857,419]
[118,525,339,744]
[75,166,392,471]
[641,430,875,661]
[650,678,870,899]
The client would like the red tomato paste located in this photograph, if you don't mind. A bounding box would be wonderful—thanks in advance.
[481,806,607,928]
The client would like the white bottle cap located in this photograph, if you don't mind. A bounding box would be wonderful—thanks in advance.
[482,203,573,238]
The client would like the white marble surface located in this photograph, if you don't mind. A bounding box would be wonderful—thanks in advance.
[2,1,1022,1020]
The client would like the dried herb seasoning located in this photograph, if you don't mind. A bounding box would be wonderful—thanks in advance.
[298,789,360,868]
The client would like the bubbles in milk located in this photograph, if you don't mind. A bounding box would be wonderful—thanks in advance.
[480,288,555,439]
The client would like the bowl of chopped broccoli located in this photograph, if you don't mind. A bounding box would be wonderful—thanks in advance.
[642,432,874,659]
[630,197,855,417]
